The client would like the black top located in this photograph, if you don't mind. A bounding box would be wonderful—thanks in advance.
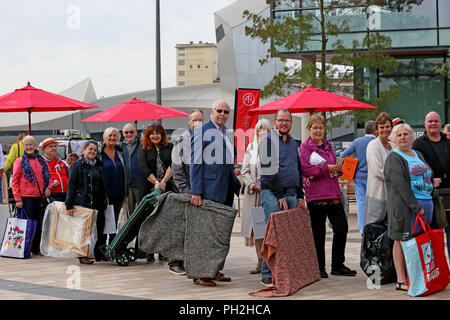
[137,143,174,200]
[65,156,107,211]
[412,132,450,189]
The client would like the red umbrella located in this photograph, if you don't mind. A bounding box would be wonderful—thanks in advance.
[81,96,188,127]
[0,82,99,134]
[249,85,377,115]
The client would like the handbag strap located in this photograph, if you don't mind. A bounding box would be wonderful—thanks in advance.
[412,214,430,234]
[254,189,261,207]
[15,207,30,220]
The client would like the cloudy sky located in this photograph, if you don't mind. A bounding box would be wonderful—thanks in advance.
[0,0,236,99]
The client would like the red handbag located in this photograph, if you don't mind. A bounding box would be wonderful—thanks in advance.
[401,215,450,296]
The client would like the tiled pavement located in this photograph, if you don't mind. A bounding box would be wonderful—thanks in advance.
[0,203,448,300]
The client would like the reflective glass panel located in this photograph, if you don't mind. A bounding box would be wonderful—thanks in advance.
[368,0,436,30]
[380,30,437,48]
[438,0,450,27]
[380,76,444,126]
[439,29,450,45]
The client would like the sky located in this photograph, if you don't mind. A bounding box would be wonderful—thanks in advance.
[0,0,236,99]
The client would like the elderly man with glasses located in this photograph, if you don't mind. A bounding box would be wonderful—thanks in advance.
[122,123,141,216]
[190,100,241,287]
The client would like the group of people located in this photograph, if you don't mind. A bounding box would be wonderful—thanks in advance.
[314,111,449,292]
[1,101,449,292]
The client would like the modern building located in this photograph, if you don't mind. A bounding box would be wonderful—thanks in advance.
[175,41,219,87]
[272,0,450,129]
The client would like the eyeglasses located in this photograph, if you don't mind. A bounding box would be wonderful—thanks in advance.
[214,108,230,115]
[310,126,324,131]
[275,119,292,123]
[124,131,135,134]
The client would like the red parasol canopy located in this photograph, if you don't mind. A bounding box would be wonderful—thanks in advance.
[0,82,99,134]
[249,85,377,115]
[81,96,188,127]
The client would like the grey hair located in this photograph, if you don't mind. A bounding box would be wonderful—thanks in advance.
[122,123,135,131]
[365,120,376,134]
[391,123,414,147]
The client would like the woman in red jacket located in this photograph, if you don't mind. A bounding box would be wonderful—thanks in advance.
[11,135,53,255]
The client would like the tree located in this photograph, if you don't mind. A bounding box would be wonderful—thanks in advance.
[243,0,400,126]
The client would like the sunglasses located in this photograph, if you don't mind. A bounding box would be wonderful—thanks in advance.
[124,131,135,134]
[214,108,230,114]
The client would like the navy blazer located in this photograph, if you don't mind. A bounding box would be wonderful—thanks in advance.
[190,120,241,206]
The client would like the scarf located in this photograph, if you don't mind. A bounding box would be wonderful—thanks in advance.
[21,150,50,192]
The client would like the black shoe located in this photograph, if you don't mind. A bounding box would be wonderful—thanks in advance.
[320,269,329,279]
[158,253,168,261]
[331,265,357,276]
[146,253,155,263]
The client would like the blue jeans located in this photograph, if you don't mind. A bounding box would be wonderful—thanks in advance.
[353,178,367,235]
[260,189,297,279]
[411,199,433,233]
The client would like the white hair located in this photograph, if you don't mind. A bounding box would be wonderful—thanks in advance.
[391,123,414,147]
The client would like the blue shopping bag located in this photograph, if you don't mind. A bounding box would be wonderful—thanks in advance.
[0,207,37,259]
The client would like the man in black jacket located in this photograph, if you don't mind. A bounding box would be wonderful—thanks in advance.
[412,111,450,257]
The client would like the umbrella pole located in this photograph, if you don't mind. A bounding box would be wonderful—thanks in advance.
[28,110,32,135]
[134,120,138,130]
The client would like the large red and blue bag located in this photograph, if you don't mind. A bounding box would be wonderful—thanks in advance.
[401,215,449,297]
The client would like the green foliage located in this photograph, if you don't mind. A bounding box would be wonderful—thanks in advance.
[243,0,400,126]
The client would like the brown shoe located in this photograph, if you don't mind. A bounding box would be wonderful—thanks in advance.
[79,257,94,264]
[250,261,262,274]
[213,272,231,282]
[193,278,216,287]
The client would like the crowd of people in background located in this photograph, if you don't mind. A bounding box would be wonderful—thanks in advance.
[0,102,448,292]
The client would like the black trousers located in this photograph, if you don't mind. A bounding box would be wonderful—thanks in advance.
[94,208,106,259]
[21,197,43,254]
[307,200,348,271]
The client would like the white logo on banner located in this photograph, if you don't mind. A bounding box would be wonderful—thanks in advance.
[242,93,255,107]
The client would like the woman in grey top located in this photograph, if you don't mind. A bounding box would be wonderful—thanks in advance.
[384,123,437,292]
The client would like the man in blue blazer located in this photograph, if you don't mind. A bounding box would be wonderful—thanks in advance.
[189,100,241,286]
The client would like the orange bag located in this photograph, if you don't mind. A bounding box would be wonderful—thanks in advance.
[340,157,358,181]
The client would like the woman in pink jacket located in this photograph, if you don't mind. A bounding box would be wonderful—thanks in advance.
[11,135,53,255]
[299,114,356,279]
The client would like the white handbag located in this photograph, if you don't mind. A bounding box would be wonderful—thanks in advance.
[103,204,117,234]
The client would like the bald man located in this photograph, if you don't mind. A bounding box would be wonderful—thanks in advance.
[412,111,450,257]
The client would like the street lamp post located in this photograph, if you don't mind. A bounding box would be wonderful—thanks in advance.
[155,0,162,124]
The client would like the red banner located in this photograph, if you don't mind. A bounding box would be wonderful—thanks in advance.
[233,88,260,163]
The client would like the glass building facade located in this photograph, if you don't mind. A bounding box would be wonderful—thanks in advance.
[271,0,450,126]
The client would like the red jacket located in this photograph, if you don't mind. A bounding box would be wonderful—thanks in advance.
[45,157,69,193]
[12,157,54,201]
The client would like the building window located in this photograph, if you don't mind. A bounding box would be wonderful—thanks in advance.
[178,53,185,56]
[189,65,193,69]
[205,65,208,69]
[178,60,185,65]
[215,24,225,43]
[179,71,185,76]
[178,47,185,51]
[178,81,185,86]
[197,64,201,69]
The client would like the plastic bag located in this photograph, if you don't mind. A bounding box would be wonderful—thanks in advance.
[360,222,396,285]
[40,201,98,258]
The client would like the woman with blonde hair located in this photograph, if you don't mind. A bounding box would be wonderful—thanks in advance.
[99,127,127,247]
[241,118,272,274]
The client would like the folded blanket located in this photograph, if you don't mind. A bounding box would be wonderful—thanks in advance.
[138,192,237,279]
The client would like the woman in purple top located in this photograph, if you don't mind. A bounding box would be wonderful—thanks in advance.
[299,114,356,279]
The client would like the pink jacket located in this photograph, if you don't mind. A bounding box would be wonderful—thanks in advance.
[11,156,54,201]
[299,137,341,202]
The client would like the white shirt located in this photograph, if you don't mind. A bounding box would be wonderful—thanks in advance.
[0,143,5,170]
